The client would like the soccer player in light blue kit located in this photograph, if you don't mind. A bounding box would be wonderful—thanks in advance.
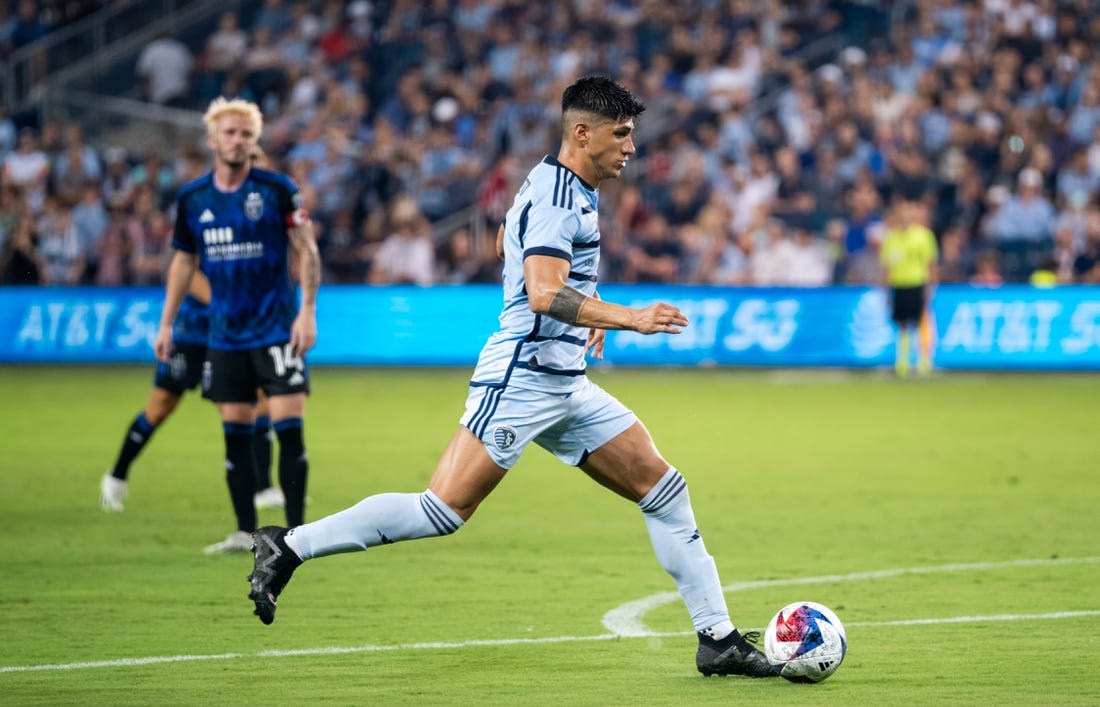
[248,76,777,678]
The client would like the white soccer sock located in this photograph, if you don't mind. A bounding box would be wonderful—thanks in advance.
[285,489,463,560]
[639,468,731,634]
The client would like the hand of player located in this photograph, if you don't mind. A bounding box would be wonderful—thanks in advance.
[586,327,606,360]
[632,302,688,335]
[153,326,174,363]
[290,311,317,356]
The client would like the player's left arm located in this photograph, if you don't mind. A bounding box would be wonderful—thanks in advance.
[495,223,505,261]
[288,218,321,356]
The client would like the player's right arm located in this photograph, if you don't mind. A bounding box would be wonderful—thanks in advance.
[524,254,687,335]
[155,250,199,362]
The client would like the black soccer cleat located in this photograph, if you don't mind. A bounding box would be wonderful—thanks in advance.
[247,526,302,625]
[697,629,781,678]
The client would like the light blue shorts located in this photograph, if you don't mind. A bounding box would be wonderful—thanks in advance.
[460,377,637,469]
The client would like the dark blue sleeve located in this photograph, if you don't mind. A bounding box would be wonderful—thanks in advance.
[172,190,197,253]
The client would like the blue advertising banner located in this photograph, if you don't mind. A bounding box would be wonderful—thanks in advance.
[1,285,1098,370]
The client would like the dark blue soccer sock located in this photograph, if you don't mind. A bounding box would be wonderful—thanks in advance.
[253,415,273,490]
[110,412,157,480]
[223,422,258,533]
[275,418,308,527]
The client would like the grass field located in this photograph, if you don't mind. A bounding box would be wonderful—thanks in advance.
[1,366,1098,705]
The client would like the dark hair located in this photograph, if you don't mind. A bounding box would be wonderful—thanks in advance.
[561,75,645,121]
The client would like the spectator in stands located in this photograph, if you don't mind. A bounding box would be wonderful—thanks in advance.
[415,118,477,222]
[71,180,108,283]
[436,227,500,285]
[0,102,15,163]
[987,167,1055,280]
[970,251,1005,287]
[91,205,128,286]
[317,207,370,284]
[35,197,86,285]
[1073,210,1100,283]
[2,127,50,214]
[206,11,249,78]
[253,0,294,38]
[137,30,193,108]
[369,195,435,286]
[53,125,102,206]
[625,213,682,284]
[100,146,134,210]
[1,211,41,284]
[10,0,47,52]
[129,151,177,210]
[243,26,287,111]
[0,182,22,250]
[1052,219,1082,284]
[126,187,170,286]
[936,225,974,284]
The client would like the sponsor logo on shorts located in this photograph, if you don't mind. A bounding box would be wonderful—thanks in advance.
[170,352,187,380]
[493,425,517,450]
[202,360,212,391]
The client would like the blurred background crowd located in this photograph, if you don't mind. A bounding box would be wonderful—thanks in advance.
[1,0,1099,288]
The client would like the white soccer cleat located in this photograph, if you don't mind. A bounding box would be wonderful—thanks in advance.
[254,486,286,509]
[100,474,127,512]
[203,530,254,555]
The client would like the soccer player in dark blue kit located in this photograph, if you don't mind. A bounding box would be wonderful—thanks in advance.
[100,273,213,511]
[100,148,285,515]
[154,97,321,554]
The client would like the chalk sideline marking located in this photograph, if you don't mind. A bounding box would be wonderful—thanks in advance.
[2,556,1097,675]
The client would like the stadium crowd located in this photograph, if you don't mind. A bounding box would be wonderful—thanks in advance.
[2,0,1100,288]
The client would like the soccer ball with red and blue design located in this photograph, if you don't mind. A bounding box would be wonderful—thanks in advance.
[763,601,847,683]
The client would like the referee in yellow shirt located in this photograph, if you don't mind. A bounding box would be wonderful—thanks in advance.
[880,200,938,376]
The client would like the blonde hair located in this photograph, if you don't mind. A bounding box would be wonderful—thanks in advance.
[203,97,263,138]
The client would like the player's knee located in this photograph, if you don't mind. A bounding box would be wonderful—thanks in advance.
[145,394,181,424]
[420,489,466,535]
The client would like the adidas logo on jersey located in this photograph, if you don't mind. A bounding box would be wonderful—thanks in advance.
[199,209,215,223]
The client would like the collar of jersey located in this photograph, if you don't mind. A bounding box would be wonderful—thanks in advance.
[541,155,596,192]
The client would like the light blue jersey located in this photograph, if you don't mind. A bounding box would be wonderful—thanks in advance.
[470,155,601,393]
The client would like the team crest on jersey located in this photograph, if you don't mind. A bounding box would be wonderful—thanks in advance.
[493,425,517,450]
[245,192,264,221]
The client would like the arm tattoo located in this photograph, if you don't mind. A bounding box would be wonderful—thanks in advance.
[290,227,322,307]
[547,285,587,325]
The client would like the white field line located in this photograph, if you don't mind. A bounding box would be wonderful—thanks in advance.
[603,556,1100,636]
[2,557,1098,675]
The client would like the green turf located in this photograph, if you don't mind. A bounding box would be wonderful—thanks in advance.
[0,366,1097,705]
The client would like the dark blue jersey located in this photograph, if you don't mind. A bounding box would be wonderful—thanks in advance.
[173,294,210,346]
[172,167,303,350]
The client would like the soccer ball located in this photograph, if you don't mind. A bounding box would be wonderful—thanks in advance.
[763,601,847,683]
